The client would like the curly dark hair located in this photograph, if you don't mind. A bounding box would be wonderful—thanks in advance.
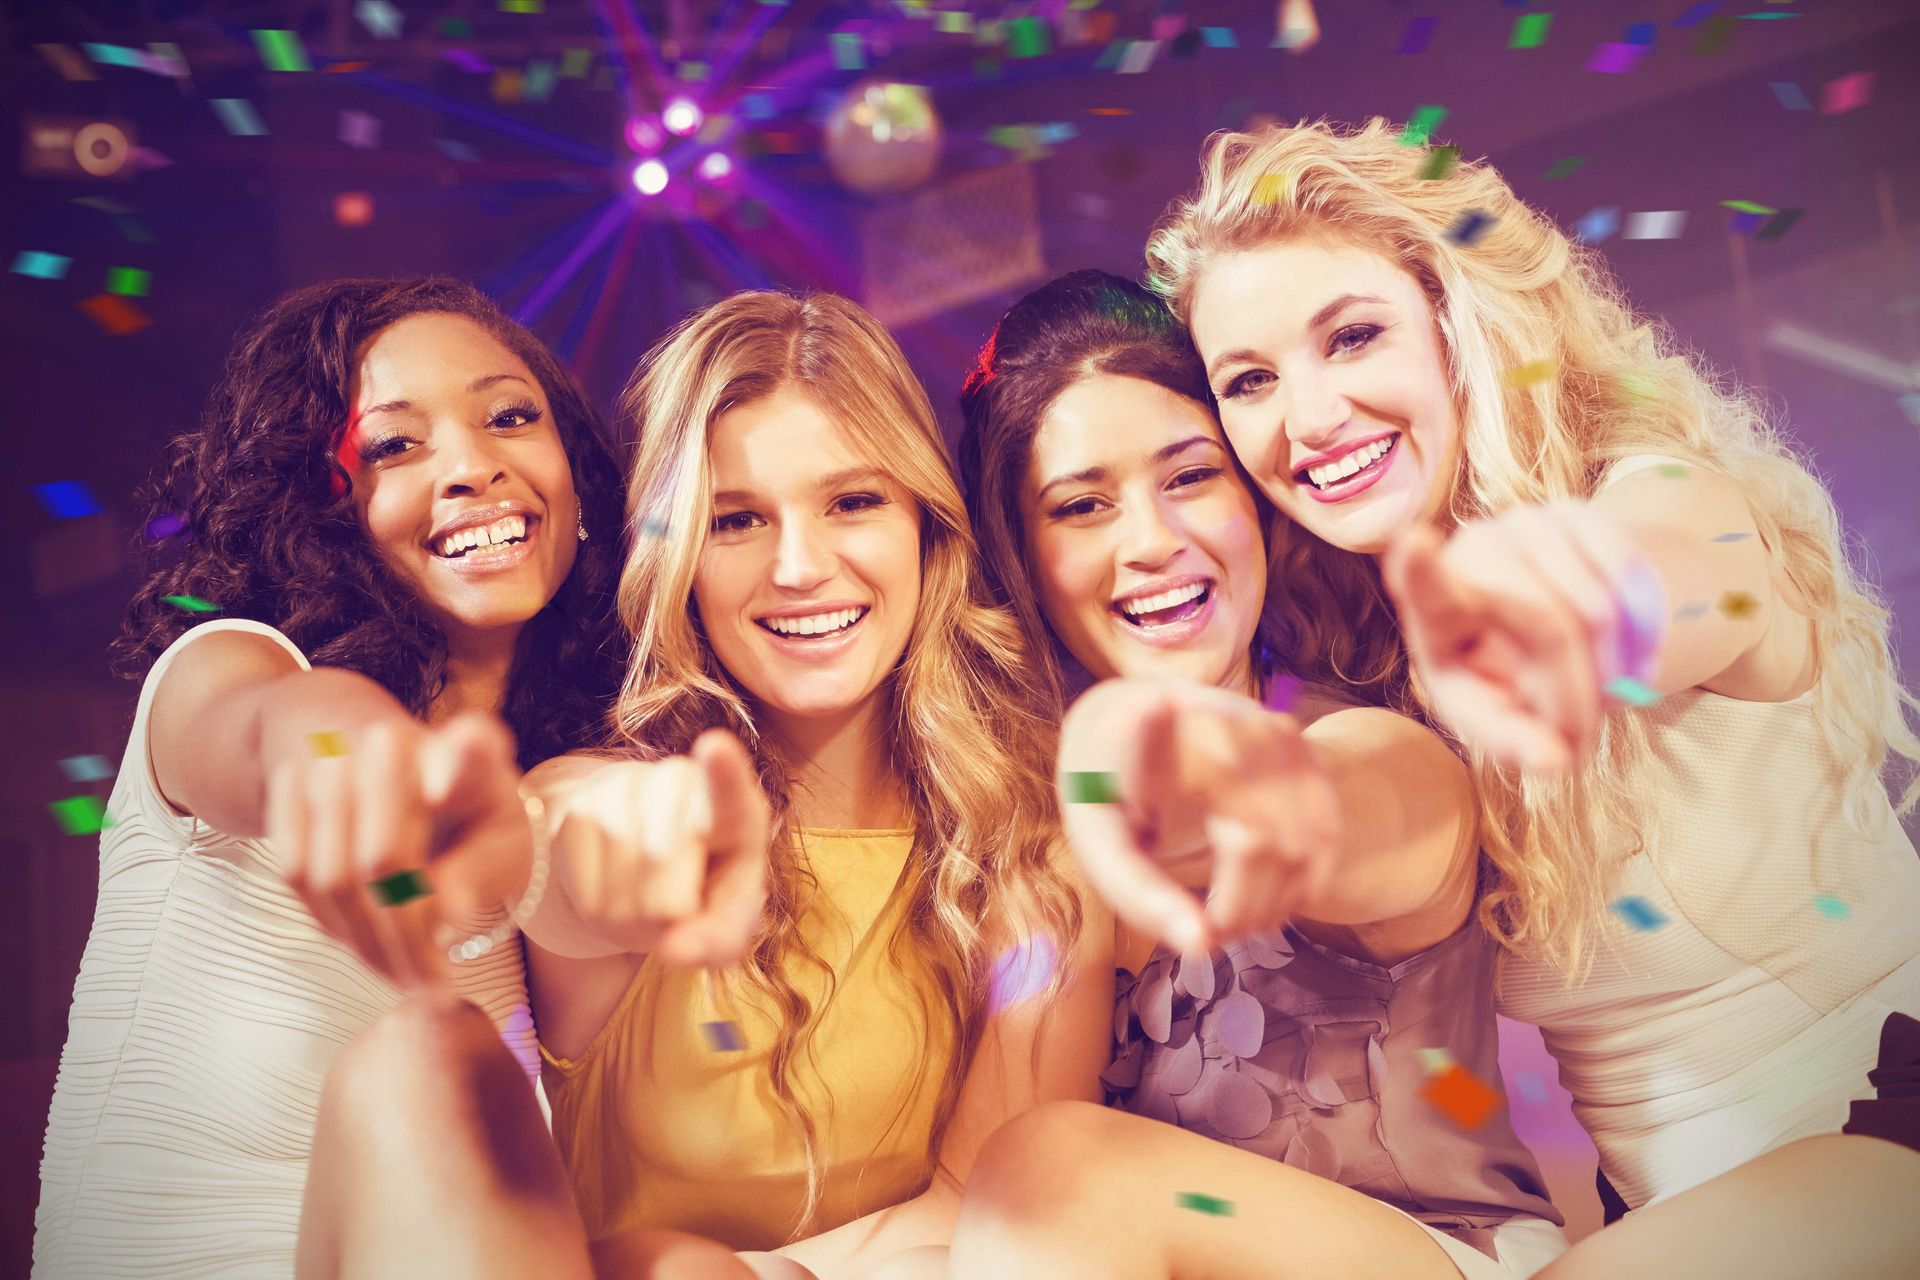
[957,268,1275,713]
[116,276,627,769]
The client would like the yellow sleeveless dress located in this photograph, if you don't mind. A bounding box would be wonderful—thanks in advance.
[539,828,953,1249]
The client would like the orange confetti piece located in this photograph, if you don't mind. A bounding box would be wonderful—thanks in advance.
[1717,590,1758,620]
[334,192,375,226]
[1253,172,1290,205]
[1086,107,1134,116]
[1503,358,1559,388]
[1420,1064,1501,1129]
[76,293,151,335]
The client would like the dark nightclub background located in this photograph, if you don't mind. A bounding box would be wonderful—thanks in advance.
[4,0,1918,1270]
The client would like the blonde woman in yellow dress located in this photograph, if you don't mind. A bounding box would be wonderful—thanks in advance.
[298,290,1110,1280]
[1057,118,1919,1278]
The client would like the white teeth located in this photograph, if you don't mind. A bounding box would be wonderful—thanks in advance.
[1119,581,1207,617]
[1306,438,1394,489]
[762,607,865,637]
[435,513,530,557]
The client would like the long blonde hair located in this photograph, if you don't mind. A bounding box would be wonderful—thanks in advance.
[612,290,1080,1233]
[1146,117,1920,974]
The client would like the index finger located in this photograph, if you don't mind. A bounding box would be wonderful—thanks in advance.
[1059,779,1209,955]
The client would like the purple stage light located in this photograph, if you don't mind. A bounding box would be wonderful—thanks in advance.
[632,158,668,195]
[663,97,702,137]
[697,152,733,182]
[625,117,663,154]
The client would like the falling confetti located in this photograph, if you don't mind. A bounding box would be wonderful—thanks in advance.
[1400,106,1448,147]
[1586,43,1645,74]
[1720,200,1777,216]
[162,594,222,612]
[701,1019,746,1051]
[1542,156,1587,181]
[1573,206,1621,244]
[76,294,151,336]
[1813,894,1851,922]
[13,251,71,280]
[1503,359,1558,388]
[1710,532,1752,543]
[1420,1064,1501,1129]
[368,868,433,907]
[210,99,269,137]
[334,193,375,227]
[1673,602,1709,621]
[1605,676,1663,708]
[1416,1046,1457,1076]
[1253,172,1290,205]
[146,513,187,540]
[1717,591,1758,620]
[1267,672,1303,713]
[339,110,382,149]
[105,267,150,297]
[1420,146,1459,181]
[35,482,103,519]
[1625,211,1687,240]
[1770,82,1811,111]
[1757,208,1804,241]
[1176,1191,1235,1216]
[307,731,350,759]
[59,755,114,783]
[1396,16,1439,55]
[1610,895,1668,931]
[1513,1072,1550,1105]
[251,29,311,73]
[1819,72,1873,116]
[1064,771,1119,805]
[989,933,1058,1011]
[1008,16,1051,58]
[1508,13,1552,49]
[49,795,111,836]
[354,0,403,38]
[1656,463,1689,479]
[1445,209,1494,246]
[1690,15,1736,55]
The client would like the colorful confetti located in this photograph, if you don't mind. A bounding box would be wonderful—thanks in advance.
[307,731,350,759]
[1813,894,1851,922]
[1720,200,1777,216]
[353,0,402,38]
[334,193,375,227]
[1176,1191,1235,1216]
[1008,17,1051,58]
[339,110,382,149]
[1446,209,1494,245]
[1416,1046,1457,1076]
[368,868,432,907]
[1400,106,1448,147]
[1757,208,1805,241]
[1266,672,1304,714]
[1610,895,1668,931]
[1770,81,1811,111]
[1605,676,1663,708]
[1542,156,1587,181]
[1710,532,1753,542]
[105,267,150,298]
[700,1019,746,1052]
[1420,1064,1501,1129]
[1674,602,1709,621]
[12,250,71,280]
[1625,210,1686,240]
[1513,1072,1550,1105]
[1819,72,1873,116]
[49,795,111,836]
[1717,590,1759,620]
[59,755,114,783]
[1420,146,1459,181]
[1574,206,1621,244]
[35,481,103,519]
[76,294,151,336]
[210,98,269,137]
[989,933,1058,1011]
[1690,15,1736,55]
[1503,358,1559,388]
[251,29,311,73]
[146,513,187,540]
[1656,463,1690,479]
[1508,13,1552,49]
[1064,770,1119,805]
[1396,16,1439,55]
[1586,43,1645,74]
[1253,172,1290,205]
[831,32,866,71]
[162,594,222,612]
[1673,2,1722,27]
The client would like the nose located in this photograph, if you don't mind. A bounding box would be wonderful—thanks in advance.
[1277,364,1352,463]
[1117,493,1186,572]
[438,427,510,498]
[771,516,835,592]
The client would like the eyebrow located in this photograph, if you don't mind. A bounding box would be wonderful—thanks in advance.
[1204,293,1389,381]
[357,373,535,419]
[1033,434,1221,504]
[712,465,891,507]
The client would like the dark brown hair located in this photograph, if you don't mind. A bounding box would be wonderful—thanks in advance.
[117,276,626,768]
[957,268,1268,712]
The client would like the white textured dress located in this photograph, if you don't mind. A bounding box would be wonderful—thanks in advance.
[32,619,540,1278]
[1498,679,1920,1210]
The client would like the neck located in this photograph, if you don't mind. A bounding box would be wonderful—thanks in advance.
[763,695,905,830]
[429,625,521,723]
[1219,650,1257,699]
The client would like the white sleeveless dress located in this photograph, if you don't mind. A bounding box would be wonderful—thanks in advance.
[32,619,540,1278]
[1498,463,1920,1209]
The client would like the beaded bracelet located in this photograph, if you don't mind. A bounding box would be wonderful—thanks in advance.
[446,792,552,965]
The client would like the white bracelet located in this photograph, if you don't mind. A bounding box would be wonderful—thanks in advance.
[446,792,552,965]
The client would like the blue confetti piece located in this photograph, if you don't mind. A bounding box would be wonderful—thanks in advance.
[1446,209,1494,245]
[989,934,1058,1011]
[82,42,147,68]
[1623,22,1657,46]
[1605,676,1663,708]
[35,481,103,519]
[741,93,777,120]
[354,0,403,37]
[1770,81,1811,110]
[1672,1,1720,27]
[1813,894,1851,921]
[59,755,114,783]
[12,250,71,280]
[1710,532,1752,542]
[1201,27,1237,48]
[1610,895,1668,931]
[1513,1072,1550,1105]
[1574,206,1621,245]
[1397,16,1440,55]
[210,98,268,136]
[700,1019,745,1051]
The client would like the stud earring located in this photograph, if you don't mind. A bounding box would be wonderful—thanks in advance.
[576,509,589,542]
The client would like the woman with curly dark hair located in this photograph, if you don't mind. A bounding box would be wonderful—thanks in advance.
[33,277,628,1279]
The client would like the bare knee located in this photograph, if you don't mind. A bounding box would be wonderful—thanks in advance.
[967,1101,1123,1215]
[593,1230,761,1279]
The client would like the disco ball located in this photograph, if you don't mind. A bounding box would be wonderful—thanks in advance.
[823,81,942,195]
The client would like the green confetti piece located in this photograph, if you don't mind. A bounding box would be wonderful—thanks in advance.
[1605,675,1663,708]
[162,594,222,612]
[936,11,973,34]
[678,60,710,81]
[1420,145,1459,180]
[106,267,150,297]
[499,0,544,11]
[1720,199,1778,215]
[1176,1191,1235,1216]
[251,29,311,72]
[831,32,866,70]
[49,795,110,836]
[560,47,593,77]
[1008,16,1051,58]
[1813,894,1851,921]
[1400,106,1448,146]
[1656,463,1689,479]
[1064,771,1119,805]
[307,730,350,759]
[1509,12,1553,49]
[1542,155,1588,181]
[368,868,433,907]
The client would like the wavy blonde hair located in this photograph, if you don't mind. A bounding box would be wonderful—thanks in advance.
[611,290,1081,1235]
[1146,117,1920,974]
